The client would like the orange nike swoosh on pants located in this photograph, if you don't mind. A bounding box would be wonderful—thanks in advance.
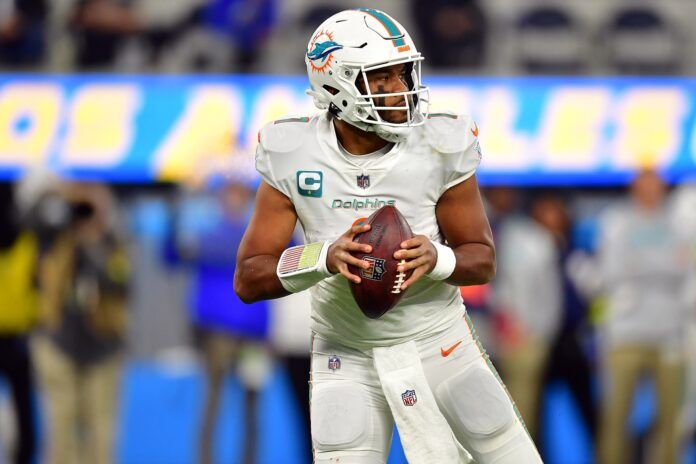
[440,341,462,357]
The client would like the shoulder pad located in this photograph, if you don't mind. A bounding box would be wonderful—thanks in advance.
[423,113,476,154]
[259,115,315,153]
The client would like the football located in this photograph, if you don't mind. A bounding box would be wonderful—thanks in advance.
[348,205,414,319]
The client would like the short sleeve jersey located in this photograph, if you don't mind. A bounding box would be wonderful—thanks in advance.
[256,111,482,349]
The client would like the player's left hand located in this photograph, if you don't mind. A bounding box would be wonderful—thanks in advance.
[393,235,437,291]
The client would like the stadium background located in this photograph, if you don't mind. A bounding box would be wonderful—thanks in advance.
[1,0,696,463]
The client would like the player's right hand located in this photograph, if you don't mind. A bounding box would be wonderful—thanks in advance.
[327,224,372,284]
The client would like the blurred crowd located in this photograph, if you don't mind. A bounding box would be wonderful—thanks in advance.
[0,166,695,463]
[2,0,696,75]
[478,174,696,464]
[0,164,315,464]
[0,178,130,464]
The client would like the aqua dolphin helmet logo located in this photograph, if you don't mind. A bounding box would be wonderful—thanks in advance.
[307,40,343,62]
[307,30,342,73]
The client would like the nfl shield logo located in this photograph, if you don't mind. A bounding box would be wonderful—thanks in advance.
[328,355,341,372]
[360,256,386,281]
[357,174,370,189]
[402,390,417,406]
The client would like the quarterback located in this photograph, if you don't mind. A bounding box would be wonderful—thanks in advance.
[234,8,542,464]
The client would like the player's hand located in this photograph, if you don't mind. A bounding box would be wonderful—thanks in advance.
[327,224,373,284]
[393,235,437,290]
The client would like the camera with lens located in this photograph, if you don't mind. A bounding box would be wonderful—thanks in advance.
[29,194,97,247]
[69,200,95,223]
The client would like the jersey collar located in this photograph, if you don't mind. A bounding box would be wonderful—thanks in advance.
[317,111,404,169]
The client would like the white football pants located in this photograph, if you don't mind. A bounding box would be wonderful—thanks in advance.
[310,313,543,463]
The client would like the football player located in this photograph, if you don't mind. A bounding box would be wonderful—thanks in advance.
[234,8,542,463]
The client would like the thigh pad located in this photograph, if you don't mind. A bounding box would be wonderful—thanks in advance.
[436,365,515,437]
[311,381,370,450]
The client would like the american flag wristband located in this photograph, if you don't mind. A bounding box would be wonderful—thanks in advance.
[276,241,332,293]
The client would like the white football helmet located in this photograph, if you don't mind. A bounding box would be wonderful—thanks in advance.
[305,8,430,143]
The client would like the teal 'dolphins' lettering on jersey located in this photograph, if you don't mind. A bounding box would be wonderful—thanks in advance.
[255,111,481,349]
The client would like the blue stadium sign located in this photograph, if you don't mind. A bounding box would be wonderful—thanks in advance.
[0,75,694,184]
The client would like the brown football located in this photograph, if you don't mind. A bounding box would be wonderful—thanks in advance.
[348,205,414,319]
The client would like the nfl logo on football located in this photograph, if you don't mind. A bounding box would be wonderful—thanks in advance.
[328,355,341,372]
[360,256,386,281]
[401,389,417,406]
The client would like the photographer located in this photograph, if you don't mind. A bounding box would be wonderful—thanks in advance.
[0,183,38,464]
[33,182,128,464]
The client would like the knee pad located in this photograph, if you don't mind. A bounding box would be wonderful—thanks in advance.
[436,365,515,438]
[436,366,542,463]
[311,382,370,451]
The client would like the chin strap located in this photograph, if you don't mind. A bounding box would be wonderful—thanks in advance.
[374,124,410,143]
[324,101,414,143]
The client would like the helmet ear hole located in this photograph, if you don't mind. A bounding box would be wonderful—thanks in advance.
[323,85,340,95]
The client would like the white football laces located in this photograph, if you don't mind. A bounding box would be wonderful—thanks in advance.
[391,259,407,294]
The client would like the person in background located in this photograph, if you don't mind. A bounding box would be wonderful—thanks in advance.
[171,166,271,464]
[478,186,521,360]
[70,0,141,69]
[411,0,487,71]
[532,193,597,457]
[490,190,563,442]
[198,0,278,72]
[0,184,38,464]
[45,0,203,72]
[34,182,129,464]
[0,0,47,67]
[669,178,696,456]
[597,170,691,464]
[154,0,279,73]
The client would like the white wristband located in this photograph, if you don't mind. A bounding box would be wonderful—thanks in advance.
[428,240,456,281]
[276,241,332,293]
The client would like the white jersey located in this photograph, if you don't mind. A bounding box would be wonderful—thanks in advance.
[256,111,482,349]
